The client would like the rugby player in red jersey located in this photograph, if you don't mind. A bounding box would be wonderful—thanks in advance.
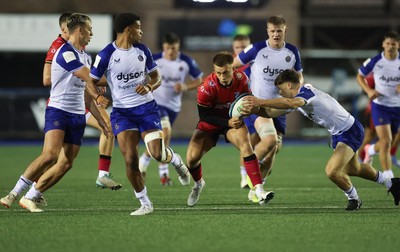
[185,52,274,207]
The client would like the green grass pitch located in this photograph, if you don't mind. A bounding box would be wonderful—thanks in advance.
[0,142,399,252]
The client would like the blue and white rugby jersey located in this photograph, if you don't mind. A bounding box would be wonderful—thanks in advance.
[90,41,157,108]
[237,41,302,99]
[358,52,400,107]
[152,52,203,112]
[295,84,355,135]
[49,42,92,114]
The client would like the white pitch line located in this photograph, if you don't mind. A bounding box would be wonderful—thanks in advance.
[0,205,394,213]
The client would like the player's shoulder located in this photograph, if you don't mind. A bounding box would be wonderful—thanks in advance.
[371,53,383,62]
[284,42,300,53]
[362,53,383,68]
[98,43,116,54]
[297,84,317,99]
[51,36,67,46]
[247,40,268,52]
[178,52,194,62]
[96,43,117,61]
[57,42,72,54]
[253,40,268,48]
[153,52,162,60]
[133,42,151,52]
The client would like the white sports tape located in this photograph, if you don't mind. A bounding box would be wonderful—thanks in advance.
[143,131,168,162]
[256,121,277,138]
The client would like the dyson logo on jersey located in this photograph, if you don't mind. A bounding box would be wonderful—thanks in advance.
[117,71,145,83]
[263,66,285,77]
[162,76,181,83]
[379,75,400,83]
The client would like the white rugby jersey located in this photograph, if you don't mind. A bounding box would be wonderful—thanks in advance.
[49,42,92,114]
[152,52,203,112]
[90,41,157,108]
[358,52,400,107]
[237,41,302,99]
[295,84,355,135]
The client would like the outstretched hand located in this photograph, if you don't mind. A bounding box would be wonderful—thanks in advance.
[240,96,261,116]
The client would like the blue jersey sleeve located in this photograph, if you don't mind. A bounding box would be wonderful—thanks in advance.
[238,41,267,65]
[295,85,315,102]
[136,44,158,73]
[56,44,84,72]
[90,43,115,79]
[286,43,303,72]
[181,53,203,79]
[358,54,381,76]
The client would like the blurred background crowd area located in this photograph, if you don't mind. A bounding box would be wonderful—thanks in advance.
[1,0,400,140]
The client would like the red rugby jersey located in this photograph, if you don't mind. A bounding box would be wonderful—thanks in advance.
[197,70,250,119]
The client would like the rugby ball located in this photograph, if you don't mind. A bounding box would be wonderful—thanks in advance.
[229,93,252,118]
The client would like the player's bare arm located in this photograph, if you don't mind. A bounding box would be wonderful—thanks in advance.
[136,69,161,95]
[96,75,108,86]
[257,97,305,110]
[241,96,299,118]
[42,63,52,86]
[74,67,110,108]
[174,77,202,93]
[85,92,111,138]
[356,73,380,100]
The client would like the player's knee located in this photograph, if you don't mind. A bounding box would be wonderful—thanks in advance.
[380,139,392,150]
[325,166,339,181]
[260,139,278,155]
[41,152,59,167]
[144,131,170,163]
[59,161,73,173]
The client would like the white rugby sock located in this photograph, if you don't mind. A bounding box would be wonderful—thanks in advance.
[159,164,169,177]
[134,186,151,206]
[98,170,109,178]
[25,185,42,200]
[11,175,33,195]
[344,186,359,200]
[375,171,392,189]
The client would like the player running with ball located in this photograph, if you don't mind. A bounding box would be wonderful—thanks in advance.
[185,52,274,207]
